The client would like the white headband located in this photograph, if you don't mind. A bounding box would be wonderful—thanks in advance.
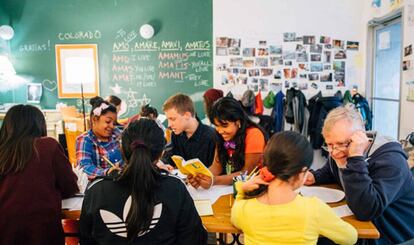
[93,103,109,116]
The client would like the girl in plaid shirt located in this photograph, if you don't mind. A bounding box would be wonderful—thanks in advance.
[76,96,124,178]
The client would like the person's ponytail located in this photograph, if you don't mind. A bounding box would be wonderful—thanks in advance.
[122,142,159,239]
[118,119,165,241]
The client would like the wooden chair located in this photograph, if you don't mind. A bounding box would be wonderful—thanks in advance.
[62,218,80,245]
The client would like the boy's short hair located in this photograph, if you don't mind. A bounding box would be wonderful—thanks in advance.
[163,93,195,116]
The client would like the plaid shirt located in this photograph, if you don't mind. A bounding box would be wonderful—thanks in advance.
[76,128,123,178]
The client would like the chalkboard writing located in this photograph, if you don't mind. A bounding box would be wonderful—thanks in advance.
[0,0,213,118]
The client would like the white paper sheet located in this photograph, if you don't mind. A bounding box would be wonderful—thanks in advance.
[332,204,354,218]
[186,185,233,204]
[62,196,84,211]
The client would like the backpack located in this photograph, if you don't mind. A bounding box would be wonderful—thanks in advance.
[352,93,372,130]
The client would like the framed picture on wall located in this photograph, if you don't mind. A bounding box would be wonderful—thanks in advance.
[55,44,99,98]
[27,83,42,103]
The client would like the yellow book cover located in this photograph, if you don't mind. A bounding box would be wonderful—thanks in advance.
[171,155,213,178]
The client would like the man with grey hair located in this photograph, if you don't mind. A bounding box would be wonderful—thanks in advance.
[305,105,414,244]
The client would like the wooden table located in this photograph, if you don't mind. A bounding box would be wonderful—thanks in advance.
[62,185,380,241]
[201,193,380,240]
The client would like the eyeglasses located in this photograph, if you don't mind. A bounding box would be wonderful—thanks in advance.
[321,141,351,152]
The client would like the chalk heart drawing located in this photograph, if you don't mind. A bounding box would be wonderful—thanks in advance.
[42,79,57,92]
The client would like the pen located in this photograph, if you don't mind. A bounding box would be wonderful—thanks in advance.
[102,155,116,168]
[247,166,259,179]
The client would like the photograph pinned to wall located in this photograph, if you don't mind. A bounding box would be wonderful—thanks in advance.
[269,45,283,55]
[270,56,283,66]
[404,44,413,57]
[284,80,290,88]
[296,44,305,52]
[303,36,316,45]
[372,0,381,7]
[216,63,227,71]
[27,83,42,103]
[334,50,347,59]
[230,57,243,67]
[403,60,412,71]
[346,41,359,51]
[255,58,269,67]
[320,72,333,82]
[326,84,334,90]
[311,82,318,89]
[299,73,307,79]
[308,73,319,81]
[240,68,247,75]
[283,51,296,60]
[292,82,298,89]
[297,52,308,62]
[291,68,298,79]
[295,36,303,42]
[389,0,402,9]
[333,40,345,49]
[269,82,282,92]
[284,60,293,66]
[298,82,308,90]
[248,68,260,77]
[258,48,269,56]
[325,44,332,49]
[337,80,345,87]
[320,36,331,44]
[216,37,229,47]
[261,68,273,76]
[259,40,267,46]
[221,74,229,85]
[274,70,282,79]
[298,63,308,71]
[310,63,323,72]
[259,78,269,91]
[333,61,345,72]
[310,44,323,54]
[228,38,241,47]
[243,48,256,57]
[324,64,332,70]
[334,71,345,82]
[323,51,332,63]
[216,47,228,56]
[310,54,321,62]
[228,47,240,55]
[283,32,296,42]
[283,68,291,79]
[249,77,259,84]
[243,59,254,68]
[232,68,239,74]
[248,84,259,92]
[237,76,248,85]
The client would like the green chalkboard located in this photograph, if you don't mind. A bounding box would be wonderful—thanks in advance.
[0,0,212,118]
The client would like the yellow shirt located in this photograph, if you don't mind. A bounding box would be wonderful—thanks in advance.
[231,191,357,245]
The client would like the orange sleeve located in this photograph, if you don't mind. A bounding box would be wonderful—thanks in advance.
[244,127,265,154]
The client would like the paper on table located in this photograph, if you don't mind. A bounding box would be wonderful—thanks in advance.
[298,186,345,203]
[62,196,84,211]
[187,185,233,204]
[332,204,354,218]
[194,199,214,216]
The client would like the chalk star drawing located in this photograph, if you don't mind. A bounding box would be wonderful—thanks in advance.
[126,88,139,108]
[137,94,151,106]
[110,83,122,95]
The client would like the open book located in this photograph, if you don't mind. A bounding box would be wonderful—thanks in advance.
[171,155,213,178]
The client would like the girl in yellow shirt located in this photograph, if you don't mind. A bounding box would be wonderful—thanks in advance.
[231,131,357,245]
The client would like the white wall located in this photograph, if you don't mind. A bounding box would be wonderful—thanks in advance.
[213,0,365,100]
[360,0,414,139]
[213,0,413,139]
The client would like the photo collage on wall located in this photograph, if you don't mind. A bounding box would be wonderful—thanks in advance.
[215,33,359,92]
